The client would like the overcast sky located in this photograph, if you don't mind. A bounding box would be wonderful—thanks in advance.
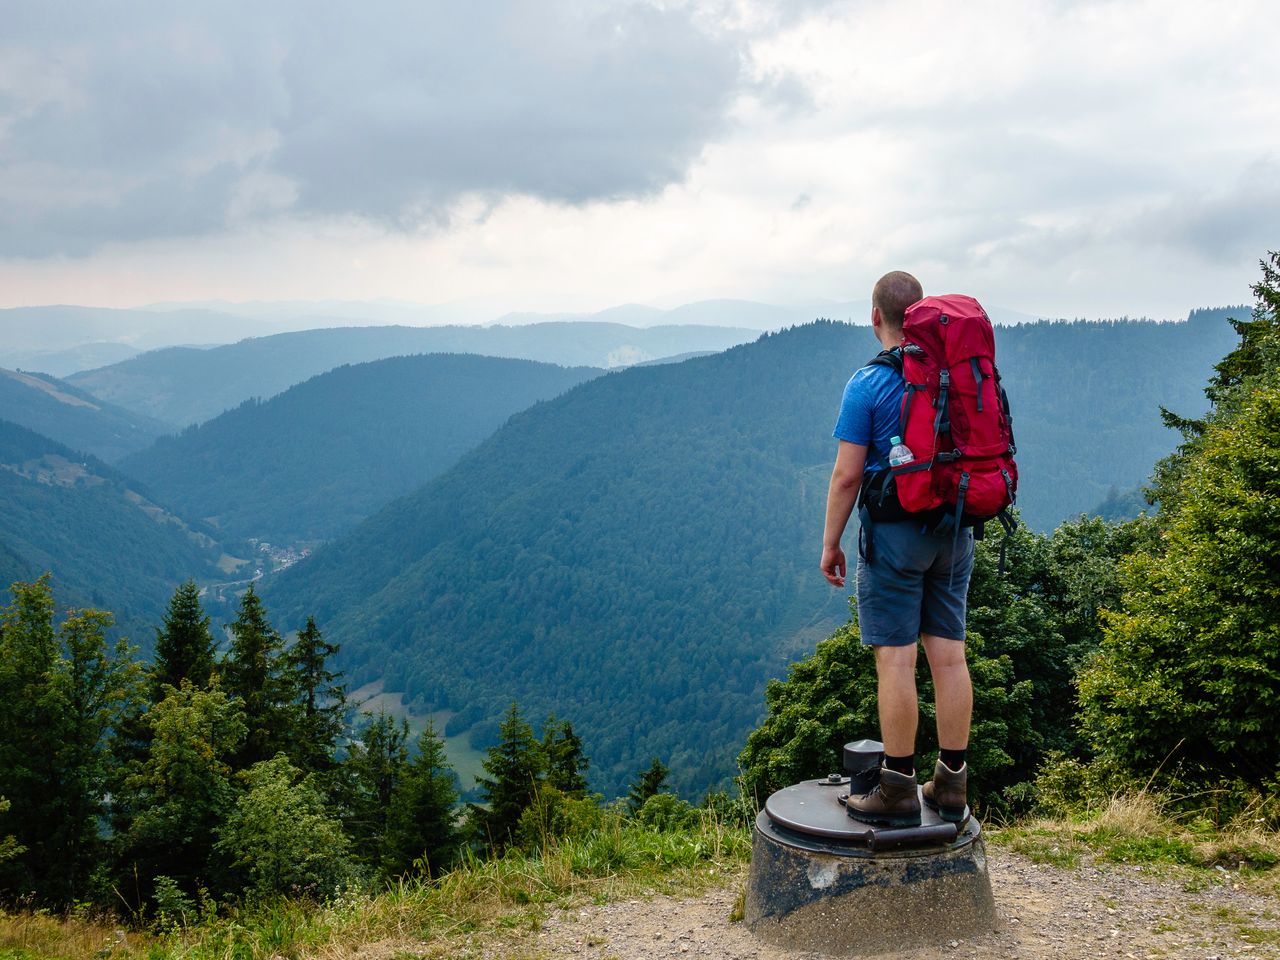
[1,0,1276,319]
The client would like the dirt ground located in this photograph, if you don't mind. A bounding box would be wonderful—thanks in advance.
[529,850,1280,960]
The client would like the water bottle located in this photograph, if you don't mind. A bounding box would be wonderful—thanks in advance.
[888,435,914,469]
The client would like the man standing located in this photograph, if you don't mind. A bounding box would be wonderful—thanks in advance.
[820,270,973,827]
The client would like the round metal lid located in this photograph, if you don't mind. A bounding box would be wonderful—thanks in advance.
[761,778,977,855]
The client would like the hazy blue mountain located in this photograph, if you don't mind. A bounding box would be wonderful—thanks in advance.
[1,342,141,377]
[120,354,601,544]
[68,322,757,425]
[0,367,171,462]
[261,312,1237,797]
[0,419,242,648]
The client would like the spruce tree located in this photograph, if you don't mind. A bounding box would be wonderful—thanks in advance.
[470,703,545,852]
[383,722,460,877]
[626,757,671,814]
[284,617,346,778]
[343,711,409,863]
[152,580,216,698]
[542,715,589,799]
[1079,250,1280,786]
[220,585,293,768]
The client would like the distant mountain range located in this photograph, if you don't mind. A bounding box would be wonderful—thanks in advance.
[3,296,1049,378]
[262,311,1239,797]
[0,367,171,462]
[67,323,759,425]
[0,418,241,647]
[120,354,602,544]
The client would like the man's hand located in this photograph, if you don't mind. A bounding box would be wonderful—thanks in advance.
[821,544,847,587]
[822,441,865,588]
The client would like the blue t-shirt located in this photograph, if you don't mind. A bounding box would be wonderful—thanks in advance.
[832,361,903,473]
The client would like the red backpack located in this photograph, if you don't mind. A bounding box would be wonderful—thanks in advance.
[861,294,1018,545]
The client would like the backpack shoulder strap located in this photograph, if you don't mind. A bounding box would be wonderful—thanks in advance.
[864,346,904,375]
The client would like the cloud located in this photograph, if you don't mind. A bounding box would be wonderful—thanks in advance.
[0,1,743,256]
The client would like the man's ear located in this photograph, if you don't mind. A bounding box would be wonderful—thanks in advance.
[870,305,882,329]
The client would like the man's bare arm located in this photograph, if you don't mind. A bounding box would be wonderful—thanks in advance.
[821,441,867,587]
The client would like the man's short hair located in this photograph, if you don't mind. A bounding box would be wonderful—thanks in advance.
[872,271,923,331]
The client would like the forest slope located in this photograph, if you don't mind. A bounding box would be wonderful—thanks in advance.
[0,367,170,462]
[68,322,757,425]
[120,354,601,544]
[0,419,239,646]
[264,315,1236,797]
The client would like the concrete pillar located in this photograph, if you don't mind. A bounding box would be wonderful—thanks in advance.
[744,779,998,955]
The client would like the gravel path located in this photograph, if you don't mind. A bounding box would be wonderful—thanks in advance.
[530,850,1280,959]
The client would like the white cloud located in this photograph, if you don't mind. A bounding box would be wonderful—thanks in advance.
[0,0,1275,317]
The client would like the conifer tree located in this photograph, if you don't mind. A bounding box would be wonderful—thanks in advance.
[626,757,671,814]
[0,577,62,897]
[284,616,346,777]
[152,580,216,698]
[470,703,545,852]
[542,715,589,799]
[220,585,293,768]
[382,722,460,877]
[1079,250,1280,786]
[343,711,409,861]
[0,579,143,903]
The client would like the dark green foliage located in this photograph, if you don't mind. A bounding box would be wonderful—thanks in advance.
[342,712,410,863]
[627,758,672,814]
[267,316,1231,797]
[152,580,216,697]
[542,716,590,799]
[215,755,353,900]
[120,354,602,543]
[382,723,460,877]
[470,704,546,853]
[220,586,295,769]
[285,617,347,778]
[71,322,754,426]
[114,681,247,906]
[1091,485,1150,522]
[0,578,143,903]
[1079,252,1280,787]
[0,419,234,648]
[0,367,169,462]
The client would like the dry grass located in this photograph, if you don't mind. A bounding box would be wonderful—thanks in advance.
[0,815,750,960]
[990,790,1280,894]
[0,907,147,960]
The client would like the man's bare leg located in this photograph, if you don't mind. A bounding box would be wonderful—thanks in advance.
[921,632,971,750]
[874,643,919,759]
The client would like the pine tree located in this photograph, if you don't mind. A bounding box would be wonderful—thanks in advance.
[152,580,216,698]
[626,757,671,814]
[284,617,346,778]
[470,703,545,852]
[219,585,293,768]
[382,722,460,877]
[541,715,589,799]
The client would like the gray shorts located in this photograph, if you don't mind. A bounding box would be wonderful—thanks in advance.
[855,517,974,647]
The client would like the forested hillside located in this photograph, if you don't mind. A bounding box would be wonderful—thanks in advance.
[264,313,1236,797]
[0,367,171,462]
[0,419,240,645]
[68,323,758,425]
[997,306,1243,527]
[120,354,601,543]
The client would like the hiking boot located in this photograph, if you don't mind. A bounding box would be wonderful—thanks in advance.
[922,759,968,823]
[845,767,921,827]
